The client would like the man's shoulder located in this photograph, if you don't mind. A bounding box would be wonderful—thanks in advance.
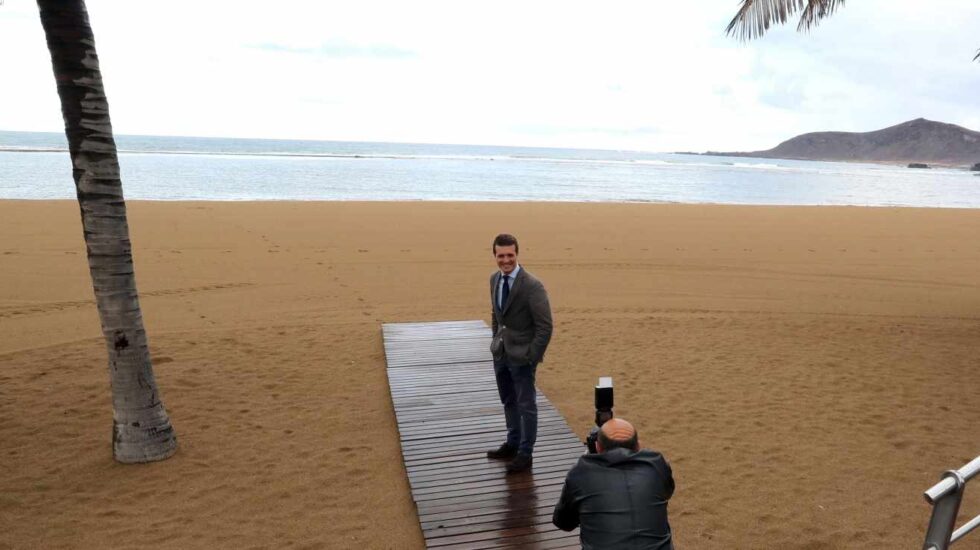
[634,449,668,461]
[563,455,594,484]
[571,452,617,473]
[580,448,669,469]
[518,268,546,289]
[564,453,628,487]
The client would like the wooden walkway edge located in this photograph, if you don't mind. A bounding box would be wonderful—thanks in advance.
[382,320,583,549]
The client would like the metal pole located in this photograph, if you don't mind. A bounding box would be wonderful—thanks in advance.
[951,513,980,544]
[922,456,980,550]
[926,456,980,504]
[921,473,963,550]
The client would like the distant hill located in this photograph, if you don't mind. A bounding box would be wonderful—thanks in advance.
[708,118,980,167]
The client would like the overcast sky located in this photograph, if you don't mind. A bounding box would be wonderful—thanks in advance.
[2,0,979,152]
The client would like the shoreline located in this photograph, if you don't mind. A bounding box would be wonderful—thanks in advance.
[3,198,980,210]
[679,151,977,170]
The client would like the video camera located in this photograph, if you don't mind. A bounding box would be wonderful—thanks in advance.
[585,377,614,454]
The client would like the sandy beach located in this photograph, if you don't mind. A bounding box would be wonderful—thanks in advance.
[1,200,978,549]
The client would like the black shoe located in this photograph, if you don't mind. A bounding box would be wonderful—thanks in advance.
[487,443,518,460]
[506,453,533,474]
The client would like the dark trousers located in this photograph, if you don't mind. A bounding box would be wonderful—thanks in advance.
[493,357,538,455]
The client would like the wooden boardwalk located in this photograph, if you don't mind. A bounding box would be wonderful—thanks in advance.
[383,320,584,549]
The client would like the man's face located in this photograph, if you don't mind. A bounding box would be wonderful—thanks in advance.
[494,244,518,275]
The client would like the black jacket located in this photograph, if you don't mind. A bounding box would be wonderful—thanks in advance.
[552,448,675,550]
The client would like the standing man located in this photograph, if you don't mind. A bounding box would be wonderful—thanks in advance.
[487,233,553,474]
[552,418,675,549]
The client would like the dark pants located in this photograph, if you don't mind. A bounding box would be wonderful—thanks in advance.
[493,357,538,455]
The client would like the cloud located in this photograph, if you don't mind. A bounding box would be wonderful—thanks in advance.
[511,124,661,137]
[3,0,979,151]
[757,77,807,110]
[249,40,416,59]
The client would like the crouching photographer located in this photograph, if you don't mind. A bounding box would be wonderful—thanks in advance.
[553,412,675,549]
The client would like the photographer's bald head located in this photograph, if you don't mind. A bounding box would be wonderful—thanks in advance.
[596,418,640,453]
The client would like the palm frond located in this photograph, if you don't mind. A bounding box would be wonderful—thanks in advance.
[726,0,840,41]
[727,0,976,61]
[726,0,803,41]
[797,0,845,33]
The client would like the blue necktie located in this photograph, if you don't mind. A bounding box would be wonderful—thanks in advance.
[500,275,510,309]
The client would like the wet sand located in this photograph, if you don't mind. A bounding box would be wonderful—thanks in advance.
[1,200,978,549]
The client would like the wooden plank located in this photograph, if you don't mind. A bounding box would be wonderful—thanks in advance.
[403,436,582,461]
[413,477,568,503]
[393,395,559,414]
[419,502,558,528]
[427,522,579,548]
[404,448,583,472]
[397,410,566,433]
[403,439,580,461]
[411,469,570,497]
[398,424,575,444]
[400,425,561,444]
[408,461,579,489]
[396,402,566,419]
[395,401,567,419]
[382,320,581,549]
[419,499,554,534]
[423,510,556,539]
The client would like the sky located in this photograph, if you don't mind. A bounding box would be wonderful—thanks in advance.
[2,0,979,152]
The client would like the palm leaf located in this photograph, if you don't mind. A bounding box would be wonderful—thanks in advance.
[797,0,845,33]
[726,0,977,62]
[726,0,844,41]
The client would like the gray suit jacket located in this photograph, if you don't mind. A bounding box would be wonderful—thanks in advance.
[490,267,553,366]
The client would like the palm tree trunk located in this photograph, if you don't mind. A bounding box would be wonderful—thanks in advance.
[37,0,177,463]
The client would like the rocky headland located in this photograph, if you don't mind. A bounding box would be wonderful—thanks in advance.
[706,118,980,168]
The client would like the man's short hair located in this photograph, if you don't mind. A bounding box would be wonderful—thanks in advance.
[492,233,519,254]
[598,426,639,452]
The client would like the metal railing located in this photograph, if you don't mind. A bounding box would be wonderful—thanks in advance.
[922,455,980,550]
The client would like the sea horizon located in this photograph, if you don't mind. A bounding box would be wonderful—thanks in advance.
[0,129,677,158]
[2,130,979,208]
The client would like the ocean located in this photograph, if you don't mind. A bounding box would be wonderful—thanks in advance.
[1,130,978,207]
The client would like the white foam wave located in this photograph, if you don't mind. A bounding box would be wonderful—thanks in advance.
[732,162,785,170]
